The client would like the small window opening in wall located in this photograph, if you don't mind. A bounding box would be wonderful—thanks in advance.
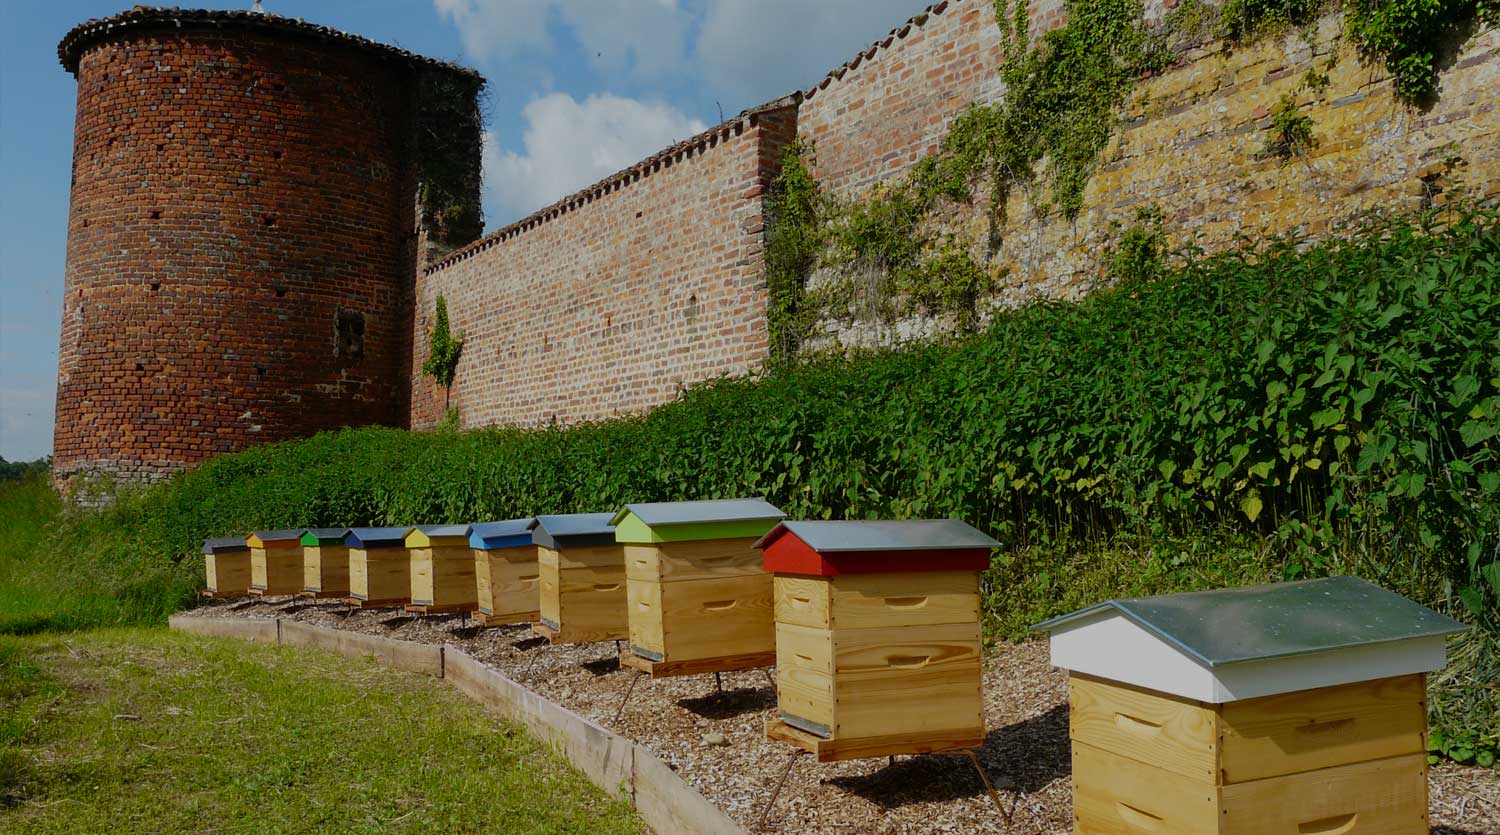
[256,366,267,377]
[263,215,277,227]
[150,281,161,292]
[335,309,365,367]
[150,210,161,220]
[274,286,286,298]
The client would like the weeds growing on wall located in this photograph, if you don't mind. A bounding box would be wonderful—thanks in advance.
[415,72,485,249]
[421,295,463,391]
[15,208,1497,761]
[764,140,823,362]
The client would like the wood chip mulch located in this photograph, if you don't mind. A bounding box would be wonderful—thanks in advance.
[186,599,1500,834]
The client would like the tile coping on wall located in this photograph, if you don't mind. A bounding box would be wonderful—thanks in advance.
[166,614,744,835]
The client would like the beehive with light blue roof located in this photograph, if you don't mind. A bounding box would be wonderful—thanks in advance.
[470,519,539,627]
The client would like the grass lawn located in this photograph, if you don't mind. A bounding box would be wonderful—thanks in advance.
[0,628,646,835]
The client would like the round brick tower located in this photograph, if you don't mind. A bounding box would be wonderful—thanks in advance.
[54,7,483,494]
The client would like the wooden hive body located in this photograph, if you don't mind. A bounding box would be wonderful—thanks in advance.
[1069,673,1429,834]
[758,519,997,762]
[614,500,784,677]
[536,543,628,643]
[348,546,411,607]
[205,552,251,596]
[405,528,477,613]
[474,545,540,625]
[1034,578,1468,835]
[301,545,350,597]
[248,532,303,595]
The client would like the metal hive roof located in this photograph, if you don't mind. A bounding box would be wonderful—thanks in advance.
[531,513,616,537]
[412,524,471,538]
[250,529,305,544]
[1031,576,1469,668]
[470,519,534,539]
[612,498,784,527]
[755,519,999,552]
[344,527,409,548]
[303,528,347,540]
[202,536,249,554]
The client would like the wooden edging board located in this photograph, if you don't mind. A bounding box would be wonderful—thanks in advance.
[165,615,745,835]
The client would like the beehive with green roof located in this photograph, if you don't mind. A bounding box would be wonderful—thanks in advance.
[299,528,350,598]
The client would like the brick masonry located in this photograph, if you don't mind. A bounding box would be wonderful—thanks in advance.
[53,2,1500,486]
[409,103,798,430]
[53,13,477,495]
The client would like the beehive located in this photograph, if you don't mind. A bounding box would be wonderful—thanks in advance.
[757,519,998,761]
[405,524,477,614]
[530,513,626,644]
[470,519,539,627]
[1032,577,1469,835]
[300,528,350,598]
[344,527,411,608]
[247,529,305,596]
[613,498,785,677]
[202,536,251,597]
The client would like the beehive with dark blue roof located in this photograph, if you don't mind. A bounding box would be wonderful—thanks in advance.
[344,527,411,608]
[470,519,540,627]
[299,528,351,598]
[202,536,252,597]
[529,513,626,644]
[612,498,786,678]
[1032,577,1466,833]
[404,525,477,614]
[246,529,305,596]
[755,519,998,762]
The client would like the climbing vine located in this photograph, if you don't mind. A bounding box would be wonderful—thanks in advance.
[421,294,464,391]
[1344,0,1499,103]
[763,140,823,363]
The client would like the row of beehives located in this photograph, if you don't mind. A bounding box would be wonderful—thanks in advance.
[201,498,1468,834]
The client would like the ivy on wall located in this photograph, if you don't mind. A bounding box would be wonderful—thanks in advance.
[421,294,463,390]
[415,72,485,250]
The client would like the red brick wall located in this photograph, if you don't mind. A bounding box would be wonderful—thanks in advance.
[797,0,1008,198]
[410,104,798,429]
[55,28,429,490]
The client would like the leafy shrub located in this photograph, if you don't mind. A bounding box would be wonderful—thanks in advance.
[12,208,1498,764]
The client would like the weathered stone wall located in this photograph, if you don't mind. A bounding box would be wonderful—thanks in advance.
[797,1,1500,345]
[410,103,798,430]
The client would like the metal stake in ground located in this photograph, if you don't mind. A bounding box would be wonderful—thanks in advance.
[755,748,807,832]
[960,749,1015,824]
[612,670,644,724]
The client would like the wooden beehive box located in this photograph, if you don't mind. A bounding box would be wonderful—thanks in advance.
[613,498,785,677]
[344,527,411,608]
[247,529,304,596]
[758,519,998,762]
[300,528,350,598]
[470,518,539,627]
[1032,577,1469,835]
[202,536,251,597]
[530,513,626,644]
[406,524,477,614]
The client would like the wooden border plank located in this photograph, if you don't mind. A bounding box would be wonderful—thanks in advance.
[279,619,443,677]
[168,613,278,644]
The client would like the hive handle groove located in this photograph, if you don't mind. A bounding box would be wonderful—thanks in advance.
[1298,813,1358,835]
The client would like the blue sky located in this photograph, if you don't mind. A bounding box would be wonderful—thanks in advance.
[0,0,930,461]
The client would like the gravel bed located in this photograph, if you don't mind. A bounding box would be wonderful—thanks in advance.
[186,598,1499,834]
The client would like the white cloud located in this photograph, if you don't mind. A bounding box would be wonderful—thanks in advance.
[484,93,707,221]
[696,0,932,106]
[433,0,690,80]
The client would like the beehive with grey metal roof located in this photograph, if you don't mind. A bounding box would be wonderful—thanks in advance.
[530,513,627,644]
[202,536,252,597]
[757,518,991,762]
[1034,577,1463,833]
[246,529,305,596]
[406,525,478,614]
[615,498,787,678]
[470,519,540,627]
[299,528,351,599]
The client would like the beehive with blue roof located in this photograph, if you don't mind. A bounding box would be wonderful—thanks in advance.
[345,527,411,608]
[1032,576,1467,834]
[405,524,477,615]
[470,519,539,627]
[613,498,785,677]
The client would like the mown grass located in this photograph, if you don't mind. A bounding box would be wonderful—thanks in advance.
[0,628,645,834]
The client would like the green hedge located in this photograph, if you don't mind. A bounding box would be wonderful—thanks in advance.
[25,208,1499,764]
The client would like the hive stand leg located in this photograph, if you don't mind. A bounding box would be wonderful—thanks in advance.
[714,671,723,693]
[613,670,644,724]
[755,748,807,832]
[960,749,1014,824]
